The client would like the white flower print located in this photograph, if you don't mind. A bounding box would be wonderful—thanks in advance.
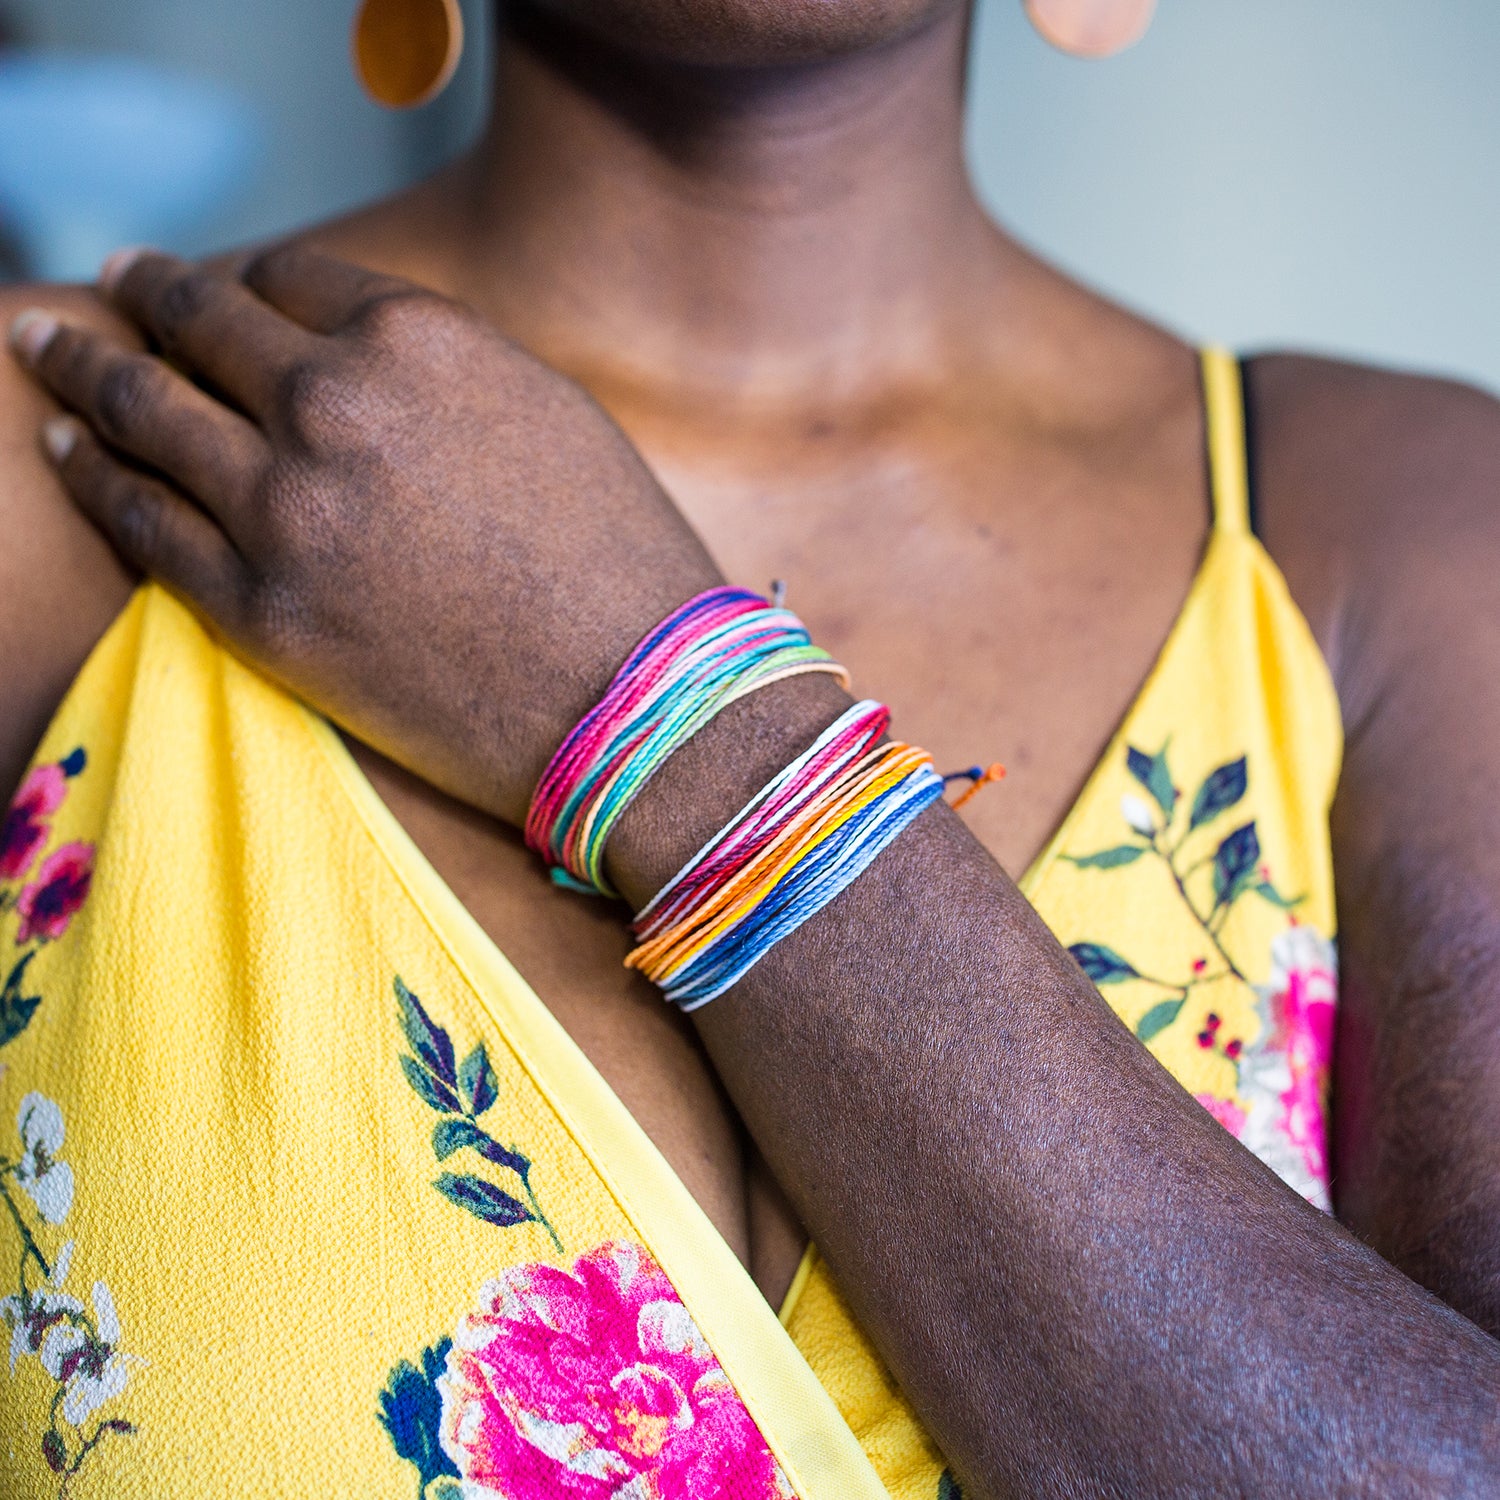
[0,1239,80,1371]
[1120,793,1157,837]
[39,1281,133,1425]
[14,1092,74,1225]
[0,1073,139,1486]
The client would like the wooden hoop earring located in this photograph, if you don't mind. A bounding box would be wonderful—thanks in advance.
[352,0,464,109]
[1023,0,1156,58]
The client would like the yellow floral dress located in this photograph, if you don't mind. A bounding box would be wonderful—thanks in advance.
[0,350,1339,1498]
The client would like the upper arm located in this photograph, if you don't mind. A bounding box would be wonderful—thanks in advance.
[0,285,137,801]
[1247,352,1500,1331]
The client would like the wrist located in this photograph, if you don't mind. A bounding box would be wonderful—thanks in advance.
[604,671,856,911]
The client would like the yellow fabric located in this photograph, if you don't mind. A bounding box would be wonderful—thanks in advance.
[0,349,1341,1498]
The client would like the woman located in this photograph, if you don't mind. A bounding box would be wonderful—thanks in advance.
[1,0,1498,1495]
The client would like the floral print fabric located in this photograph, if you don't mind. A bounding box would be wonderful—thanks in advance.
[1238,926,1337,1206]
[1,749,92,1053]
[1063,740,1338,1210]
[439,1242,792,1500]
[0,748,136,1496]
[0,1092,138,1492]
[379,982,795,1500]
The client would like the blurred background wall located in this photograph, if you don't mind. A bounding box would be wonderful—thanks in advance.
[1,1,1496,391]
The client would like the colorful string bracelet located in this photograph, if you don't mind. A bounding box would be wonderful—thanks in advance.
[626,700,945,1009]
[524,586,851,896]
[526,589,1003,1007]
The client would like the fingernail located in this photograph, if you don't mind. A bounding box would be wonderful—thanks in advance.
[98,245,150,294]
[42,417,79,464]
[7,308,59,365]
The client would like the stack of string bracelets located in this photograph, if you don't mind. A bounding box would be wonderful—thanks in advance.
[525,586,1003,1010]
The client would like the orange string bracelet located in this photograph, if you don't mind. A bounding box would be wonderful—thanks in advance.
[628,738,936,991]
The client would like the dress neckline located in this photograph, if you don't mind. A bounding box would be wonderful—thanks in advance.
[1020,346,1250,895]
[300,344,1254,1386]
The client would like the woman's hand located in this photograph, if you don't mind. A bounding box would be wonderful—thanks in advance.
[8,246,722,824]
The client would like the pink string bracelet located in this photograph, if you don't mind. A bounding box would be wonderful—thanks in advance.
[627,699,944,1007]
[524,586,850,896]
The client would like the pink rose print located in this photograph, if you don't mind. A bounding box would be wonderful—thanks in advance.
[0,765,67,883]
[439,1241,792,1500]
[1230,924,1340,1211]
[15,844,95,945]
[1263,926,1337,1188]
[1194,1092,1247,1138]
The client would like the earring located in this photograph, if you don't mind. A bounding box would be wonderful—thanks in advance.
[1023,0,1156,58]
[353,0,465,109]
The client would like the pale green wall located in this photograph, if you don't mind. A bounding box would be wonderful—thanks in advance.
[967,1,1500,388]
[11,1,1498,389]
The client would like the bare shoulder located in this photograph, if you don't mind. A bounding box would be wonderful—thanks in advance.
[1242,352,1500,725]
[0,283,137,800]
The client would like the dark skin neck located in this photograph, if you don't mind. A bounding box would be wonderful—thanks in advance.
[387,2,997,416]
[324,3,1192,487]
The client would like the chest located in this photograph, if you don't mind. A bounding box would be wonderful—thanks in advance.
[643,413,1209,878]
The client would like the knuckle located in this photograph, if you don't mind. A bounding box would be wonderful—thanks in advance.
[240,572,307,660]
[154,269,215,341]
[273,358,349,446]
[93,356,159,441]
[352,288,446,344]
[111,475,162,563]
[242,241,300,293]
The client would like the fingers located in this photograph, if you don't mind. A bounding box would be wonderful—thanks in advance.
[99,247,319,421]
[40,415,242,615]
[239,242,421,335]
[11,308,266,525]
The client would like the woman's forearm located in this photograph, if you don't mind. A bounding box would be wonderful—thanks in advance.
[610,674,1500,1498]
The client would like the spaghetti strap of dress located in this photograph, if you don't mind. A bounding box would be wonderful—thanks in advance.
[1200,346,1252,536]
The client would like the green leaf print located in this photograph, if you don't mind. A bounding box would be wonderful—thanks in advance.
[377,1337,460,1493]
[1062,745,1310,1048]
[396,975,458,1087]
[395,978,564,1253]
[1189,756,1247,830]
[1063,845,1146,870]
[431,1118,491,1161]
[1069,942,1138,984]
[433,1171,535,1229]
[1252,879,1302,910]
[457,1041,498,1116]
[1127,743,1177,819]
[1136,998,1187,1043]
[401,1053,463,1115]
[0,952,41,1048]
[1212,821,1261,907]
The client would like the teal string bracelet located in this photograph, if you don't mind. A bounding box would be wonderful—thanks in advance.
[525,587,851,897]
